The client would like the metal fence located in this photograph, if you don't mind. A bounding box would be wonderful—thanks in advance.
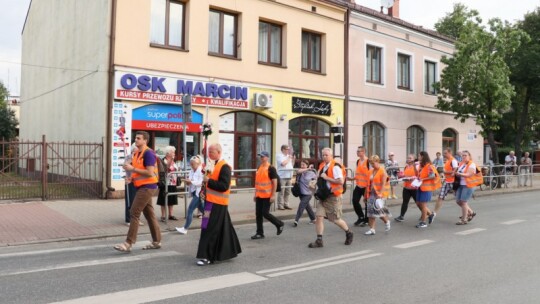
[0,136,104,201]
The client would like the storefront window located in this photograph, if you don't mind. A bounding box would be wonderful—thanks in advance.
[220,111,273,187]
[289,117,331,167]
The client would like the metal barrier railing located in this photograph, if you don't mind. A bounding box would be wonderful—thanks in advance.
[158,162,539,229]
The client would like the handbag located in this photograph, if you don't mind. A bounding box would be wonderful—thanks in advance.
[375,198,385,209]
[291,173,302,197]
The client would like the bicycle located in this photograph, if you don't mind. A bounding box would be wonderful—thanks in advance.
[479,165,498,191]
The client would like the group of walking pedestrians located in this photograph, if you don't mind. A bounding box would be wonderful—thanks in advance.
[114,134,484,267]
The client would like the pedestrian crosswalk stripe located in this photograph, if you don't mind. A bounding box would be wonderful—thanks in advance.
[0,245,111,259]
[0,251,179,277]
[264,253,383,278]
[393,239,434,249]
[501,219,526,225]
[455,228,486,235]
[256,250,373,274]
[49,272,267,304]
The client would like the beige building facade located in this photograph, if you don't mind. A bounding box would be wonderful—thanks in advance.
[21,0,346,195]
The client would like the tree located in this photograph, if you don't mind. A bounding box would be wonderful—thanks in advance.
[503,8,540,162]
[434,3,480,40]
[434,6,528,164]
[0,81,18,141]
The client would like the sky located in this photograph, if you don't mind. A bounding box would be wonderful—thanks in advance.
[0,0,539,97]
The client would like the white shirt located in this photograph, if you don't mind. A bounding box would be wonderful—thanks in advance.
[505,155,516,165]
[188,166,204,196]
[276,152,293,179]
[457,162,476,186]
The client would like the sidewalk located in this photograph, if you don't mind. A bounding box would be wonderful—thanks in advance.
[1,184,538,247]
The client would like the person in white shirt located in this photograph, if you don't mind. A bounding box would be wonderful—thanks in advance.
[276,144,294,210]
[505,151,517,174]
[176,156,204,235]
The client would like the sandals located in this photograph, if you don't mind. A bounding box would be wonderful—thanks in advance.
[456,220,468,225]
[142,242,162,250]
[467,212,477,222]
[160,217,166,222]
[168,216,179,221]
[114,242,132,253]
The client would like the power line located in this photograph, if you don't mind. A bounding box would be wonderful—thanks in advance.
[0,60,98,72]
[20,69,99,104]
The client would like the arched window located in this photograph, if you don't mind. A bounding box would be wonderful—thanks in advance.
[220,111,273,187]
[442,128,457,155]
[363,121,385,158]
[289,117,330,167]
[407,125,425,156]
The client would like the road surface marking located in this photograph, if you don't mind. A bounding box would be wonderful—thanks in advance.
[0,245,112,259]
[265,253,383,278]
[0,251,178,277]
[455,228,486,235]
[501,219,526,225]
[393,240,434,249]
[256,250,373,274]
[49,272,266,304]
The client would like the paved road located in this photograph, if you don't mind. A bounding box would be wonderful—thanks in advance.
[1,191,538,304]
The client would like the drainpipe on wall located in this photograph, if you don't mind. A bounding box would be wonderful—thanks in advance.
[105,0,118,198]
[343,5,350,165]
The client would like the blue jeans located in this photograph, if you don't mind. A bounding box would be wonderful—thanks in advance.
[184,192,204,229]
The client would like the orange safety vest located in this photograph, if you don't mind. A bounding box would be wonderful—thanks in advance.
[205,159,231,205]
[365,167,389,199]
[462,161,483,188]
[418,163,441,192]
[444,156,456,183]
[402,164,417,189]
[355,158,369,188]
[255,163,274,198]
[318,160,344,196]
[131,147,158,188]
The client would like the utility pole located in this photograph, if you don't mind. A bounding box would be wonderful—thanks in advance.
[182,94,192,169]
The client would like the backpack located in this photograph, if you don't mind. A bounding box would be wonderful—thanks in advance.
[314,167,332,201]
[269,165,282,192]
[155,156,167,187]
[291,173,302,197]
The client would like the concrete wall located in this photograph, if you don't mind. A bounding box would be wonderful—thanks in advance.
[20,0,111,142]
[113,0,345,96]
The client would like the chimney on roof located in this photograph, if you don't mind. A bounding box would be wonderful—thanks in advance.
[387,0,399,18]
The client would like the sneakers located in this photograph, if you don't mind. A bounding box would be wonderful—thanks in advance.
[364,229,376,235]
[175,227,188,235]
[251,234,265,240]
[293,221,298,227]
[354,218,364,226]
[416,221,428,228]
[394,216,404,222]
[345,231,354,245]
[385,221,391,232]
[309,220,316,225]
[359,221,368,227]
[428,212,436,224]
[308,239,324,248]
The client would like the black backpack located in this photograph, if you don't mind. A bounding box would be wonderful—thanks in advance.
[314,167,332,201]
[155,156,167,187]
[269,165,282,192]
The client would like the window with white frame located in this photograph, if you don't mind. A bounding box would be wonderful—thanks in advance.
[366,45,382,84]
[407,125,425,156]
[425,60,437,94]
[258,21,282,65]
[209,9,238,57]
[397,53,411,90]
[150,0,186,48]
